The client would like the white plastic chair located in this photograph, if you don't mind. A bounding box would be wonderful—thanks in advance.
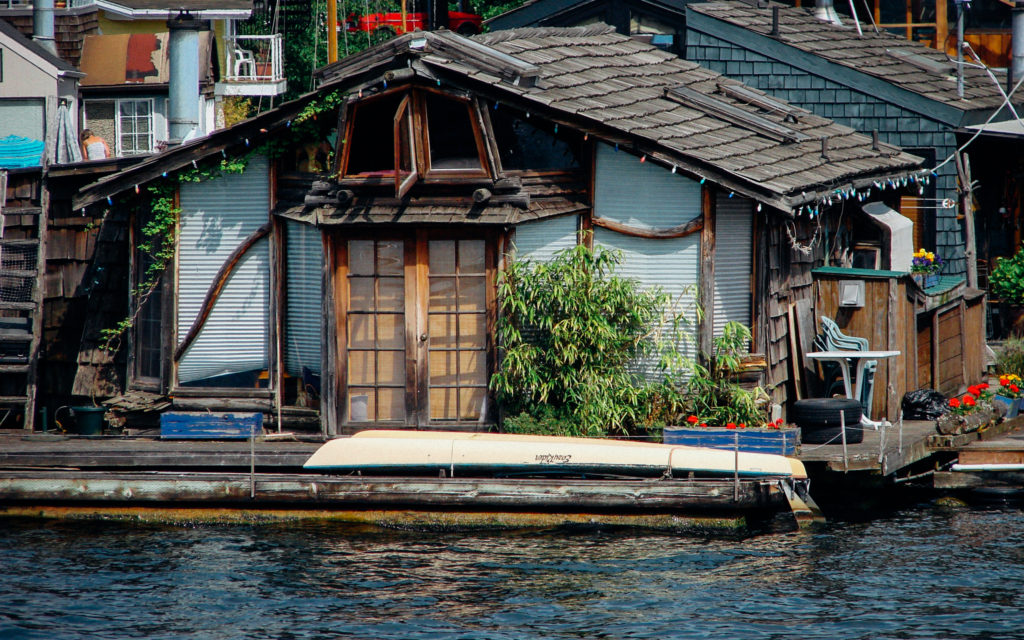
[233,46,256,79]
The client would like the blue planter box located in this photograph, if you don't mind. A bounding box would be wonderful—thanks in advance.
[663,426,800,456]
[993,395,1022,419]
[160,412,263,439]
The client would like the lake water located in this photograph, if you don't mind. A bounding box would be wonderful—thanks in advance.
[3,501,1024,640]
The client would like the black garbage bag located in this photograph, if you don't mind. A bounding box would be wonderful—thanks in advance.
[901,389,949,420]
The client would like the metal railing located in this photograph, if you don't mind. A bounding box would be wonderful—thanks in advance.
[223,34,284,83]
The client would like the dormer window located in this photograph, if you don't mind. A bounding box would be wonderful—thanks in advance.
[340,88,490,195]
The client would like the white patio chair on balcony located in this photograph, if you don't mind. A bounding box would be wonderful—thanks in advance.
[233,46,256,80]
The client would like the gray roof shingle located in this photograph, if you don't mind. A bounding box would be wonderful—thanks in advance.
[688,1,1017,114]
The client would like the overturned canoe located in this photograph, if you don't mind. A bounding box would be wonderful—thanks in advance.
[304,430,808,480]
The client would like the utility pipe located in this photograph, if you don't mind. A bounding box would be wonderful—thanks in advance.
[951,463,1024,471]
[327,0,338,64]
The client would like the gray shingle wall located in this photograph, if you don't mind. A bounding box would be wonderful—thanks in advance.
[688,31,965,275]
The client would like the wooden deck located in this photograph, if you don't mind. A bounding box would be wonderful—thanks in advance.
[797,419,937,474]
[933,416,1024,491]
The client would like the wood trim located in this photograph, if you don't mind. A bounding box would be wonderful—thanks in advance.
[271,217,284,402]
[592,214,703,240]
[404,235,420,426]
[699,186,715,358]
[474,96,503,178]
[332,235,349,431]
[333,95,353,178]
[415,231,430,427]
[485,233,498,424]
[173,222,272,362]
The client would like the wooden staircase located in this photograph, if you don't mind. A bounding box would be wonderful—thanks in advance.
[0,170,48,431]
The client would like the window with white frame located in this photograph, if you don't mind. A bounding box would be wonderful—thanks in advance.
[117,99,154,155]
[84,98,162,157]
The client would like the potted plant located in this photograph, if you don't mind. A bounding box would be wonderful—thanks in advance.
[911,248,943,289]
[991,250,1024,335]
[936,383,1001,435]
[995,374,1023,419]
[663,322,800,456]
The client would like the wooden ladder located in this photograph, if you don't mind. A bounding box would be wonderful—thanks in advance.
[0,170,48,431]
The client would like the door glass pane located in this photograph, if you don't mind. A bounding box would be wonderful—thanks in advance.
[349,241,374,275]
[429,240,456,274]
[427,238,489,423]
[459,240,485,273]
[377,241,403,275]
[376,313,405,349]
[346,239,406,423]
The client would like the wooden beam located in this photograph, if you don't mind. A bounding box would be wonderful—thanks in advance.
[700,186,715,359]
[173,222,272,362]
[593,214,703,240]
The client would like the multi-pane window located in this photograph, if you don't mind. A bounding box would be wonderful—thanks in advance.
[117,99,154,155]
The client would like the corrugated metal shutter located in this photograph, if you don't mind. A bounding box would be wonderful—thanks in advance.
[593,143,701,375]
[284,220,322,376]
[177,155,270,384]
[712,194,753,338]
[512,215,578,262]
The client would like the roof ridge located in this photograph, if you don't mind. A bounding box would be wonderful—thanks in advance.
[473,24,619,45]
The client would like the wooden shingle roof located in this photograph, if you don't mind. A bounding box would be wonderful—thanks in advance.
[688,1,1017,115]
[411,26,921,209]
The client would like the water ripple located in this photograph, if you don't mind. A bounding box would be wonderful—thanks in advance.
[2,504,1024,639]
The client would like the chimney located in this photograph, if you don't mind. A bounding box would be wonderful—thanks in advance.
[167,12,205,146]
[813,0,844,26]
[1013,2,1024,89]
[33,0,56,55]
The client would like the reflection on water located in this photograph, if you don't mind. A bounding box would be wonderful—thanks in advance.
[3,504,1024,639]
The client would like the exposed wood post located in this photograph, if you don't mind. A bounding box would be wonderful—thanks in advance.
[700,186,716,359]
[327,0,338,64]
[955,151,979,289]
[931,311,940,391]
[887,276,899,420]
[959,300,968,386]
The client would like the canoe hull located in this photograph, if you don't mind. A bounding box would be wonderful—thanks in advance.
[305,431,807,480]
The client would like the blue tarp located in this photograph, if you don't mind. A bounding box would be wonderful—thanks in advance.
[0,135,45,169]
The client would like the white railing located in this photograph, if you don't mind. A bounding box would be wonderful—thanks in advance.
[224,34,284,83]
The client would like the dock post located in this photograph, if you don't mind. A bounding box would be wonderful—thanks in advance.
[733,432,740,501]
[840,410,848,472]
[250,422,256,499]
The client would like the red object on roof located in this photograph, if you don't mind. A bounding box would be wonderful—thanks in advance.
[343,11,482,36]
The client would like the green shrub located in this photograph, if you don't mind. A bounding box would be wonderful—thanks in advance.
[996,337,1024,377]
[684,322,771,427]
[991,249,1024,305]
[491,242,690,438]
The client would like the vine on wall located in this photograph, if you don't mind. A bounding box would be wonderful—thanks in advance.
[97,90,344,353]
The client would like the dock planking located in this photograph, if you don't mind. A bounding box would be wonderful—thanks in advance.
[797,419,938,474]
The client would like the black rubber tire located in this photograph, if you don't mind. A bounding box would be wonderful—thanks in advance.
[793,398,864,445]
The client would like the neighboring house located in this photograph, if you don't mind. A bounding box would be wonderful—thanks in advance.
[67,27,929,433]
[486,0,692,55]
[685,1,1024,280]
[0,17,83,164]
[77,31,217,155]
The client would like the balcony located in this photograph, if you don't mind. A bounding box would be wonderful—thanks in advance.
[216,34,287,98]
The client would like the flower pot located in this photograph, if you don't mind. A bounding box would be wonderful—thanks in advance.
[912,273,940,289]
[993,395,1022,419]
[71,406,105,435]
[662,426,800,456]
[935,406,999,435]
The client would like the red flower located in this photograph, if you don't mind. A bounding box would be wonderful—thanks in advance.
[774,418,785,426]
[739,423,747,429]
[979,383,990,390]
[687,415,699,424]
[700,423,708,427]
[726,422,737,429]
[967,385,980,397]
[1011,384,1020,393]
[963,395,976,407]
[949,398,961,408]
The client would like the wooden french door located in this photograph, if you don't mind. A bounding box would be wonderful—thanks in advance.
[337,232,493,427]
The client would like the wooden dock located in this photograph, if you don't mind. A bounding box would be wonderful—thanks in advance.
[0,432,815,532]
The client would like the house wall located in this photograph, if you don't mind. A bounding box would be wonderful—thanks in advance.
[686,29,965,277]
